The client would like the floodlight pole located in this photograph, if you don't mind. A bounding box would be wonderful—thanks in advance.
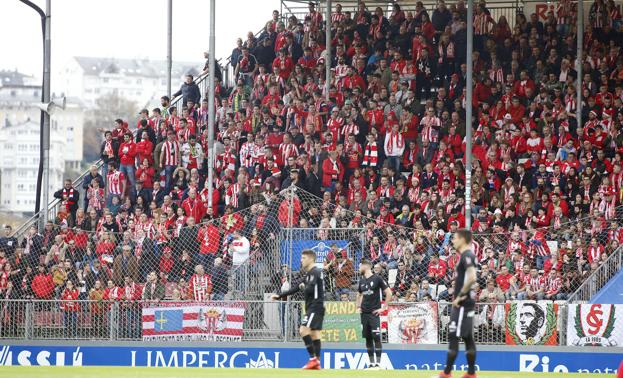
[325,0,332,102]
[42,0,51,228]
[207,0,216,209]
[20,0,51,229]
[465,0,474,228]
[167,0,173,98]
[576,0,583,129]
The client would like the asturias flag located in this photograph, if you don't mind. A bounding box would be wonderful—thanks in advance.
[153,309,183,332]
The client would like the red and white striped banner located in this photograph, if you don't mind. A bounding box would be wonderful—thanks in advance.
[142,302,246,342]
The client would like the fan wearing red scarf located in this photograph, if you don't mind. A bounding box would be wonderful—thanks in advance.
[384,122,405,173]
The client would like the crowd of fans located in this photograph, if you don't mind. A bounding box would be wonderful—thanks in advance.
[1,0,623,319]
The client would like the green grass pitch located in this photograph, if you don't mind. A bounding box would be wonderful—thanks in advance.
[0,367,612,377]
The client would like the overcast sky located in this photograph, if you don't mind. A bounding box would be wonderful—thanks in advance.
[2,0,281,88]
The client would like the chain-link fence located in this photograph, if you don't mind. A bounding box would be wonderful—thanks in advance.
[0,299,583,346]
[3,186,623,348]
[4,186,623,306]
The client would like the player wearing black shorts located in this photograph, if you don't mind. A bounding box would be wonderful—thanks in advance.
[356,259,392,370]
[272,249,325,370]
[440,229,478,378]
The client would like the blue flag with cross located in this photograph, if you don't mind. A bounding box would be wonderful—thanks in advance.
[153,309,184,332]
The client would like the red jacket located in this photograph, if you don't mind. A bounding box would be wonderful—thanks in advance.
[122,283,143,301]
[136,166,155,189]
[321,158,344,187]
[278,197,301,227]
[272,56,294,79]
[159,255,174,273]
[198,223,221,254]
[31,273,55,299]
[135,139,154,164]
[118,141,137,165]
[427,260,448,281]
[181,197,206,222]
[496,273,513,292]
[61,288,80,311]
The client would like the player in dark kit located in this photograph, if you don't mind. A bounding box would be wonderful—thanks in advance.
[439,229,478,378]
[272,249,325,370]
[356,259,392,370]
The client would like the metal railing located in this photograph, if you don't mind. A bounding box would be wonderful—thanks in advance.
[282,0,523,27]
[0,299,572,345]
[567,245,623,303]
[10,70,214,240]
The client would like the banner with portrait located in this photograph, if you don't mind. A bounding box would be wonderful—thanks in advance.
[505,302,558,345]
[566,304,622,347]
[387,303,438,344]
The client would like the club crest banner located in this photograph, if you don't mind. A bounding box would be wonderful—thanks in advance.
[566,304,621,347]
[142,302,246,341]
[387,303,438,344]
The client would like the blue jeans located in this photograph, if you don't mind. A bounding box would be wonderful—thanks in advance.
[63,311,77,338]
[101,163,109,185]
[386,156,401,173]
[164,165,176,192]
[119,163,136,188]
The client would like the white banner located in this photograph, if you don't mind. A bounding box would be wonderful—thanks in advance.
[566,304,622,347]
[142,302,246,342]
[387,303,438,344]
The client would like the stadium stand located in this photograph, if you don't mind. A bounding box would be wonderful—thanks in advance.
[1,0,623,342]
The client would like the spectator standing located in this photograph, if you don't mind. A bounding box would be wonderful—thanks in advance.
[31,264,54,300]
[393,260,413,298]
[142,271,165,302]
[100,131,119,180]
[60,280,80,337]
[160,131,181,192]
[112,246,139,286]
[54,179,80,222]
[0,225,18,257]
[211,257,228,300]
[88,280,106,338]
[118,133,137,189]
[229,230,250,295]
[173,74,201,107]
[120,276,142,339]
[188,264,212,302]
[21,226,44,268]
[82,165,105,210]
[327,251,354,300]
[105,162,126,207]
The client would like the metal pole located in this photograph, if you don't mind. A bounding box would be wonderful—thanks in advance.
[207,0,216,208]
[20,0,46,225]
[576,0,583,129]
[285,186,294,342]
[464,0,473,229]
[167,0,173,98]
[42,0,51,227]
[325,0,332,102]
